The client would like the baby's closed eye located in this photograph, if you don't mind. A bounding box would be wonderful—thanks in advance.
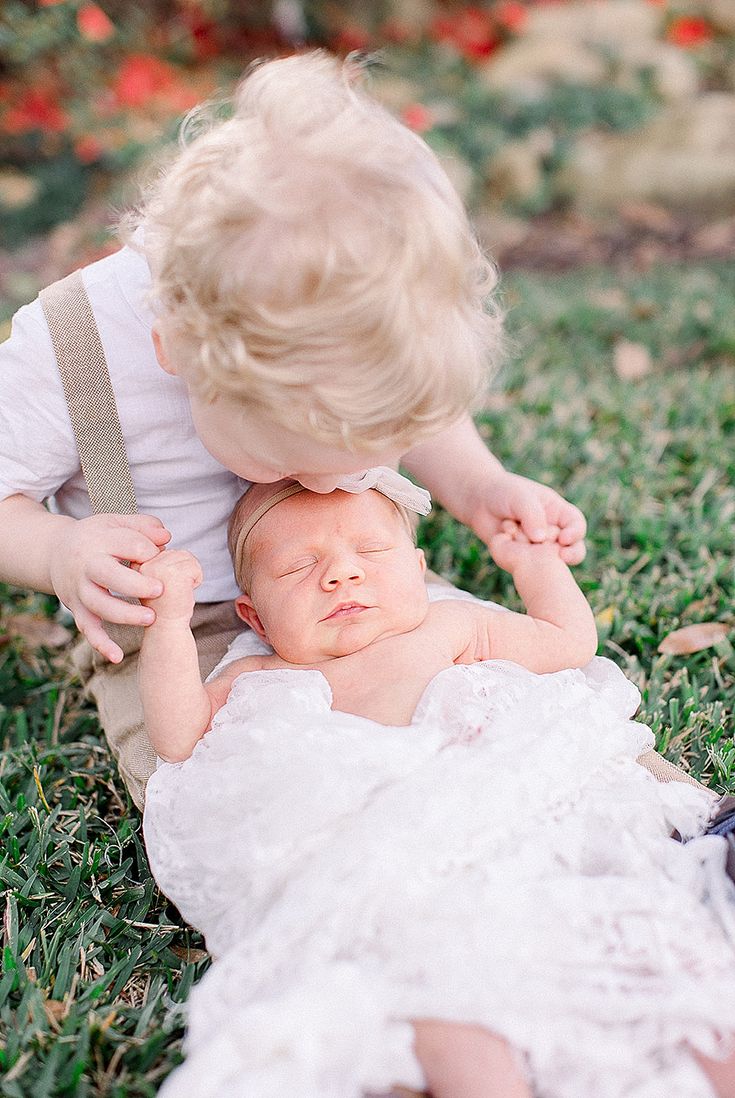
[278,557,317,577]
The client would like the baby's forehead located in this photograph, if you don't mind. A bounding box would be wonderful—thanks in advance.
[265,487,398,534]
[249,489,403,552]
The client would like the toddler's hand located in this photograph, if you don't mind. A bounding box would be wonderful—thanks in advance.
[489,520,563,573]
[469,471,587,565]
[139,549,203,623]
[49,513,172,663]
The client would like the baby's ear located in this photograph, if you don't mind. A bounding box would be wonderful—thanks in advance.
[234,594,268,640]
[416,547,427,575]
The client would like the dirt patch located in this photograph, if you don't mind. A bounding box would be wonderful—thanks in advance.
[483,205,735,272]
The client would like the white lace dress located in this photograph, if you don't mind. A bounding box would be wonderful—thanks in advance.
[143,588,735,1098]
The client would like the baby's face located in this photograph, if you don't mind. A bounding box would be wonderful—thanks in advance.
[235,490,429,663]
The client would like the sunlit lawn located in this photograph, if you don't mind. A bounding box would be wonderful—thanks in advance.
[1,259,734,1095]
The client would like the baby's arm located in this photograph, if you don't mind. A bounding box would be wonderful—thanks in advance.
[138,550,254,762]
[450,523,597,673]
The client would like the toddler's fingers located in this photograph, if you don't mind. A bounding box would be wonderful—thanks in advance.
[555,508,587,547]
[105,528,173,566]
[88,559,165,602]
[116,512,172,540]
[500,519,520,535]
[515,499,548,543]
[79,580,157,627]
[74,605,124,664]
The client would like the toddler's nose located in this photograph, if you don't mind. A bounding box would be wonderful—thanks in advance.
[296,474,343,493]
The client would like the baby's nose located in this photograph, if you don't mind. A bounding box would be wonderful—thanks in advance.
[321,554,365,589]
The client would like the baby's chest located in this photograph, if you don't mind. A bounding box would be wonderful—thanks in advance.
[325,635,455,726]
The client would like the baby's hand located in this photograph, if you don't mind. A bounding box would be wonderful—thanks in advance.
[468,470,587,566]
[139,549,203,622]
[489,520,563,573]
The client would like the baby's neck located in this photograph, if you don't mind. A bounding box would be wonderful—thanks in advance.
[261,605,457,726]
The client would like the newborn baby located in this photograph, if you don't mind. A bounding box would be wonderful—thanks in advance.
[140,473,734,1098]
[138,472,597,762]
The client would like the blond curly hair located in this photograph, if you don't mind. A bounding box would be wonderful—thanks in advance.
[124,50,502,451]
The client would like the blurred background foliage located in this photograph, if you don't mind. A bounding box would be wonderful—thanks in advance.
[1,0,735,253]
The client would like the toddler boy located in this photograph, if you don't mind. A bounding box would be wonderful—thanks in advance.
[0,52,585,805]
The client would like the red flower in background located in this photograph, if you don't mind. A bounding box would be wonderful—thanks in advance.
[495,2,528,34]
[113,53,198,112]
[431,7,500,61]
[334,25,372,53]
[181,9,221,61]
[381,19,416,45]
[113,55,173,108]
[666,16,713,47]
[74,134,105,163]
[77,3,115,42]
[401,103,434,132]
[4,89,69,135]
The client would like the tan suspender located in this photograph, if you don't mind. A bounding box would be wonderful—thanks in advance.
[39,270,138,516]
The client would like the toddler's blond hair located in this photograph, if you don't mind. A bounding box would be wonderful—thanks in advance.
[127,51,502,451]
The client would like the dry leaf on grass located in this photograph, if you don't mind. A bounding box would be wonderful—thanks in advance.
[658,622,730,655]
[613,340,652,381]
[620,201,677,234]
[2,614,73,649]
[169,944,209,963]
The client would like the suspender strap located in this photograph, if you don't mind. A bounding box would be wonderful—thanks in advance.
[39,269,138,516]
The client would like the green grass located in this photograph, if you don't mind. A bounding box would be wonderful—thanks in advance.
[2,259,735,1094]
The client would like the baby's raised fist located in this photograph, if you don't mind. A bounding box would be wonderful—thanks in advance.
[139,549,203,621]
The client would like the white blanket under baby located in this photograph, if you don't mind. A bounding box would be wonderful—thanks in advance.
[143,588,735,1098]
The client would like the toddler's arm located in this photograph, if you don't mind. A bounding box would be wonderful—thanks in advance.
[0,493,172,663]
[451,522,597,673]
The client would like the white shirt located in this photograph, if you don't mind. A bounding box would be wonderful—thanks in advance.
[0,243,247,602]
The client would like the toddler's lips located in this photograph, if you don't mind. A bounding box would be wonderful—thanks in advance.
[321,602,369,622]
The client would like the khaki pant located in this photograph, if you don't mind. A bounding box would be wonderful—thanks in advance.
[72,600,242,810]
[73,587,714,812]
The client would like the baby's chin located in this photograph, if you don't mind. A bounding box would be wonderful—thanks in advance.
[277,603,429,663]
[327,605,431,660]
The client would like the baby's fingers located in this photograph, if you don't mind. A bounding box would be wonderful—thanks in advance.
[500,519,531,543]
